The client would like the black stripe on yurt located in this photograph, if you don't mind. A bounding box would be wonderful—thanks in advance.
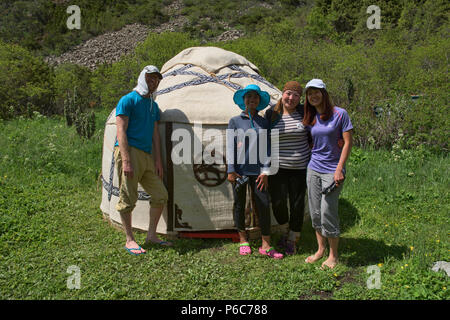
[156,64,277,97]
[107,148,115,201]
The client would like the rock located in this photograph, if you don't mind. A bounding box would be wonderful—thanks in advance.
[431,261,450,276]
[216,29,244,42]
[45,23,151,70]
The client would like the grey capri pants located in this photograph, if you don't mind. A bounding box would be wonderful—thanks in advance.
[306,168,344,238]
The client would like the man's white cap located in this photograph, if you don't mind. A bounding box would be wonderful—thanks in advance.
[305,79,326,90]
[143,65,163,79]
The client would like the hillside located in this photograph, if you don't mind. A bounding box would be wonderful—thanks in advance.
[0,0,286,57]
[43,0,245,70]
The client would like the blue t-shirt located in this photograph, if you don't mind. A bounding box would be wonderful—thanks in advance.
[115,90,160,154]
[307,106,353,174]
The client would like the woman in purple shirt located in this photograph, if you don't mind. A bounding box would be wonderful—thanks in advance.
[302,79,353,269]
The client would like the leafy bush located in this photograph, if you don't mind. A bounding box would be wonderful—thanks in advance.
[0,41,55,119]
[63,88,96,139]
[54,63,96,115]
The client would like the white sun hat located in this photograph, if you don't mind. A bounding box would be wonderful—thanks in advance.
[305,79,326,90]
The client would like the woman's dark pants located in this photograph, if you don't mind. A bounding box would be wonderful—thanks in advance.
[268,168,307,233]
[232,175,271,236]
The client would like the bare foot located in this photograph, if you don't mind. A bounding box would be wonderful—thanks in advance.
[321,257,338,269]
[305,251,324,263]
[125,240,146,254]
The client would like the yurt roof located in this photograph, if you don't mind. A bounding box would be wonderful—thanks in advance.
[155,46,281,125]
[160,46,259,74]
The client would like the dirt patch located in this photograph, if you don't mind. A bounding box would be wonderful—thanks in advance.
[335,270,361,289]
[299,290,333,300]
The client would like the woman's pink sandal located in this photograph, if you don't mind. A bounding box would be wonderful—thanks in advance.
[259,247,284,259]
[239,242,252,255]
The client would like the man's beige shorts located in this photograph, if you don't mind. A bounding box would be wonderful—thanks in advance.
[114,146,168,214]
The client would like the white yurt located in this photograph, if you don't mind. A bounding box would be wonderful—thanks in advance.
[100,46,286,236]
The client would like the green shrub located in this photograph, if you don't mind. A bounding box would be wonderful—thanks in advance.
[63,88,96,139]
[74,110,96,140]
[399,36,450,96]
[0,41,55,120]
[305,6,337,39]
[54,63,96,115]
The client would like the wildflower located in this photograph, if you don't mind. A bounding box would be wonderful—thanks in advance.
[378,263,383,267]
[436,240,440,244]
[405,264,408,267]
[333,273,338,277]
[410,246,414,251]
[444,287,447,290]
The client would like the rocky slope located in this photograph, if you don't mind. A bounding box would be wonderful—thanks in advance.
[45,0,244,70]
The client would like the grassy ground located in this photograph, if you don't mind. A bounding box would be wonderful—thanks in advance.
[0,111,448,300]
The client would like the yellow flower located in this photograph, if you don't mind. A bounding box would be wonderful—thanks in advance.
[436,240,440,243]
[405,264,408,267]
[410,246,414,251]
[334,273,338,277]
[378,263,383,267]
[443,287,447,290]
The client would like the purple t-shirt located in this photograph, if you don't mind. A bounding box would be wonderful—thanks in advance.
[307,106,353,174]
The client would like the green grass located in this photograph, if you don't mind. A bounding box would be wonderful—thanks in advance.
[0,111,449,299]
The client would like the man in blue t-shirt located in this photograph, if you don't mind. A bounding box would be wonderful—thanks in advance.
[115,65,170,256]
